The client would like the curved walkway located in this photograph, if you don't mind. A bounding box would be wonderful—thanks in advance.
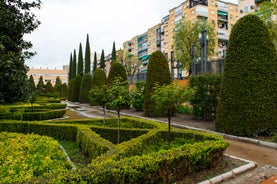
[64,101,277,184]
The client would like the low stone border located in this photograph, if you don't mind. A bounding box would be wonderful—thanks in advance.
[198,154,257,184]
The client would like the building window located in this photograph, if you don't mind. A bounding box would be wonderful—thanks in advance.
[244,6,248,13]
[191,10,194,15]
[230,6,233,10]
[212,20,215,24]
[211,10,215,15]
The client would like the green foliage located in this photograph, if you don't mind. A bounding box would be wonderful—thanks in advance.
[130,81,146,111]
[67,80,74,101]
[36,76,45,94]
[100,49,106,69]
[60,83,68,99]
[79,73,92,103]
[90,68,108,107]
[152,84,194,117]
[91,68,108,89]
[0,0,41,104]
[0,132,71,183]
[85,34,91,74]
[22,109,66,121]
[93,52,97,73]
[77,43,84,76]
[144,51,172,116]
[28,75,36,94]
[216,14,277,136]
[189,75,222,120]
[173,20,216,73]
[72,49,77,78]
[123,53,141,80]
[53,76,62,97]
[68,53,73,81]
[108,79,130,111]
[45,81,53,94]
[108,62,127,83]
[111,41,117,64]
[176,104,193,114]
[71,75,82,102]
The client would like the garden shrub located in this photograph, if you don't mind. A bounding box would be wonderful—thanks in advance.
[107,62,127,83]
[22,109,66,121]
[90,68,108,106]
[189,74,222,120]
[130,81,145,111]
[216,14,277,136]
[176,104,193,114]
[144,51,172,116]
[0,132,72,183]
[71,75,82,102]
[79,73,92,103]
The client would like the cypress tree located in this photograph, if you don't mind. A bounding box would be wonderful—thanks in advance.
[72,49,77,78]
[85,34,91,74]
[79,73,92,103]
[36,76,45,95]
[93,52,97,73]
[100,49,106,70]
[68,53,73,81]
[107,63,127,84]
[111,41,117,64]
[78,43,84,76]
[68,80,74,101]
[28,75,36,94]
[91,68,108,89]
[71,75,82,102]
[144,50,172,117]
[54,76,62,97]
[216,14,277,136]
[60,83,68,98]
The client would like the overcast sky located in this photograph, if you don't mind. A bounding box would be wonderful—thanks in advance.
[25,0,186,69]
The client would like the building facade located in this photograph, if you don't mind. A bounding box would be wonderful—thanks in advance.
[27,66,68,85]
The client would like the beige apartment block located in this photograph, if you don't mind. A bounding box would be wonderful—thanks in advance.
[27,66,68,86]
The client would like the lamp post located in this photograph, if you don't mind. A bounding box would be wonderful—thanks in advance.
[198,30,209,74]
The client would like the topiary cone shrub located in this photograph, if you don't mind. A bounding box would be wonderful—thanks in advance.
[216,14,277,137]
[144,51,172,117]
[107,62,127,84]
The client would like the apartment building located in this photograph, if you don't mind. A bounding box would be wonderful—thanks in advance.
[27,66,68,85]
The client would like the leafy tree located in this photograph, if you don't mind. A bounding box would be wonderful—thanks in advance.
[111,41,117,65]
[0,0,41,104]
[255,0,277,48]
[123,53,141,84]
[144,51,172,116]
[130,81,145,111]
[216,14,277,137]
[152,84,194,145]
[85,34,91,74]
[54,76,62,97]
[93,52,97,73]
[45,81,53,94]
[28,75,36,94]
[79,73,92,103]
[107,63,127,83]
[108,78,130,144]
[100,49,106,70]
[173,20,216,74]
[72,49,77,78]
[71,75,82,102]
[36,76,45,94]
[68,53,73,81]
[89,69,109,125]
[78,43,84,76]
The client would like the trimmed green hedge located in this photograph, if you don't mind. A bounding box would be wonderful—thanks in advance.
[0,117,229,183]
[22,109,66,121]
[189,74,222,120]
[0,122,77,141]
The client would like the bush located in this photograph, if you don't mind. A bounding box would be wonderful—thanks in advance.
[176,104,192,114]
[79,73,92,103]
[0,132,72,183]
[189,74,222,120]
[130,81,145,111]
[144,51,172,116]
[216,14,277,136]
[107,62,127,83]
[22,109,66,121]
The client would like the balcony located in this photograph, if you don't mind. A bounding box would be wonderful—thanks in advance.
[218,29,229,40]
[196,5,208,17]
[216,1,228,12]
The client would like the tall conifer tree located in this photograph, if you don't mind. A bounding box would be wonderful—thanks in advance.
[68,53,73,81]
[100,49,106,69]
[72,49,77,78]
[78,43,84,76]
[93,52,97,73]
[111,41,117,64]
[85,34,91,74]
